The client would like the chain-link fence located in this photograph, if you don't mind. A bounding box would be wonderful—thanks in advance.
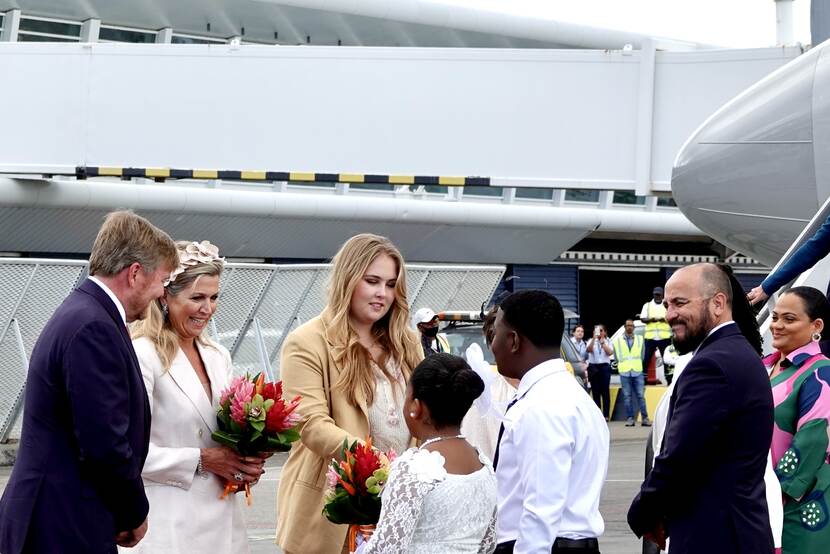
[0,259,504,441]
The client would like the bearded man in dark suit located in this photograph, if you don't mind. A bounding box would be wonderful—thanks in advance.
[0,210,178,553]
[628,263,774,554]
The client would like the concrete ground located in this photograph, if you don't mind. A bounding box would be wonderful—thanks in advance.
[0,422,651,554]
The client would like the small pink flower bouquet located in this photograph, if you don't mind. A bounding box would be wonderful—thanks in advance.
[212,373,302,503]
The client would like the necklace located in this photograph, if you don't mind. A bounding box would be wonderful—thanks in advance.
[419,434,465,449]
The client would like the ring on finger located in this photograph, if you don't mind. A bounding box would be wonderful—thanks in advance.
[233,472,244,482]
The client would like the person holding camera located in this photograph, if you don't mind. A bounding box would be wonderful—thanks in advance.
[586,324,613,420]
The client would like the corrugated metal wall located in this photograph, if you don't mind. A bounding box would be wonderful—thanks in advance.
[490,264,579,317]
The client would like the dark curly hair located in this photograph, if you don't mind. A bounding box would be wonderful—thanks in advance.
[498,289,564,349]
[410,353,485,429]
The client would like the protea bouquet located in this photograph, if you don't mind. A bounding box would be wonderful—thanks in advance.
[212,373,301,504]
[322,438,396,551]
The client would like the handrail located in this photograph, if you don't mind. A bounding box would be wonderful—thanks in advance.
[756,194,830,324]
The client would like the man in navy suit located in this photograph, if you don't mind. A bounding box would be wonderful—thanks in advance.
[0,211,178,553]
[628,263,774,553]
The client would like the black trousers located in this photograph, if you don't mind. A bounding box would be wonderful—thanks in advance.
[587,363,611,419]
[642,338,671,380]
[495,538,600,553]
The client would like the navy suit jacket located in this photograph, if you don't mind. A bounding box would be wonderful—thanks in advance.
[761,212,830,294]
[628,323,774,554]
[0,279,151,554]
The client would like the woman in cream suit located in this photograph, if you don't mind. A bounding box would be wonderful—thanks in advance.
[276,234,424,554]
[126,241,265,554]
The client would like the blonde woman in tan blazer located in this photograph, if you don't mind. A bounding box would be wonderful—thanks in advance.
[277,234,424,553]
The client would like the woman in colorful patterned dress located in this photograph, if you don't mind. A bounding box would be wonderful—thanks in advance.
[764,286,830,553]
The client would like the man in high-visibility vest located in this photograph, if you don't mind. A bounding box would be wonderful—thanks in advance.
[412,307,450,357]
[640,286,672,380]
[613,319,651,427]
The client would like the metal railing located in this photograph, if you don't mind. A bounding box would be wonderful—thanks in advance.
[756,195,830,352]
[0,259,504,441]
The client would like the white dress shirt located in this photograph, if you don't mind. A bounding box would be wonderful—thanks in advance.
[496,359,610,553]
[88,275,126,324]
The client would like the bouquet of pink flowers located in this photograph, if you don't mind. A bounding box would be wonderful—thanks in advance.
[322,438,396,550]
[212,373,301,503]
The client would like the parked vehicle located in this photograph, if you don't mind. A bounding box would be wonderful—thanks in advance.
[436,310,588,386]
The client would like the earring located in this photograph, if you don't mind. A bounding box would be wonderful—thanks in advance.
[813,331,822,342]
[161,304,169,319]
[409,412,416,417]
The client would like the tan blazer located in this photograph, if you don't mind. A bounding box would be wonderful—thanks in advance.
[276,313,421,553]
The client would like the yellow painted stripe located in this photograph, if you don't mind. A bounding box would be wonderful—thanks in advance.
[193,169,218,179]
[439,176,465,186]
[145,168,171,178]
[241,171,267,180]
[98,167,123,177]
[290,172,315,181]
[339,174,365,183]
[389,175,415,185]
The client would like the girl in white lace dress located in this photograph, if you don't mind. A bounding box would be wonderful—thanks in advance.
[362,353,498,554]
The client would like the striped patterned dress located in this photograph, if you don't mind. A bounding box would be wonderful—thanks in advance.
[764,341,830,553]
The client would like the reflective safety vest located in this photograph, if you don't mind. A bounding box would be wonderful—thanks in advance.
[436,333,450,353]
[613,334,645,375]
[644,301,672,340]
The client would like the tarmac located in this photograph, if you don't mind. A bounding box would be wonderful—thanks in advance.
[0,422,651,554]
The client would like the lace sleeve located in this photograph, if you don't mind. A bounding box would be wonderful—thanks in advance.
[363,449,446,554]
[477,507,497,554]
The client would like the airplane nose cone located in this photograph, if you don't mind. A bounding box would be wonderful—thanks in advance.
[671,45,824,266]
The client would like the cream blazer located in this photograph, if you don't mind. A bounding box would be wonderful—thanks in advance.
[125,337,247,554]
[276,314,421,553]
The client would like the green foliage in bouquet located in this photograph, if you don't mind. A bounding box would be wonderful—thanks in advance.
[322,438,395,525]
[211,373,302,456]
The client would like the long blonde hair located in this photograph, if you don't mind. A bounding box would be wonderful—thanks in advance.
[131,241,225,369]
[325,234,422,406]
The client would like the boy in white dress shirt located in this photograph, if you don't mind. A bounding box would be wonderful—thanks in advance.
[490,290,609,554]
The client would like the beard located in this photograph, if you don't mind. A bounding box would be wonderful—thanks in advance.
[671,307,713,355]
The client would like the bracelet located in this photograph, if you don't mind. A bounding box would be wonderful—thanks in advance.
[196,453,208,479]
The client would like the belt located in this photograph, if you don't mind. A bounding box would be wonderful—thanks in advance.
[495,537,599,552]
[555,537,599,550]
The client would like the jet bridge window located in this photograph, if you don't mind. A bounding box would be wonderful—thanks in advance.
[515,188,554,200]
[350,184,395,192]
[462,186,503,198]
[408,185,449,195]
[612,191,646,205]
[172,33,227,44]
[565,189,600,203]
[18,16,81,42]
[99,26,157,43]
